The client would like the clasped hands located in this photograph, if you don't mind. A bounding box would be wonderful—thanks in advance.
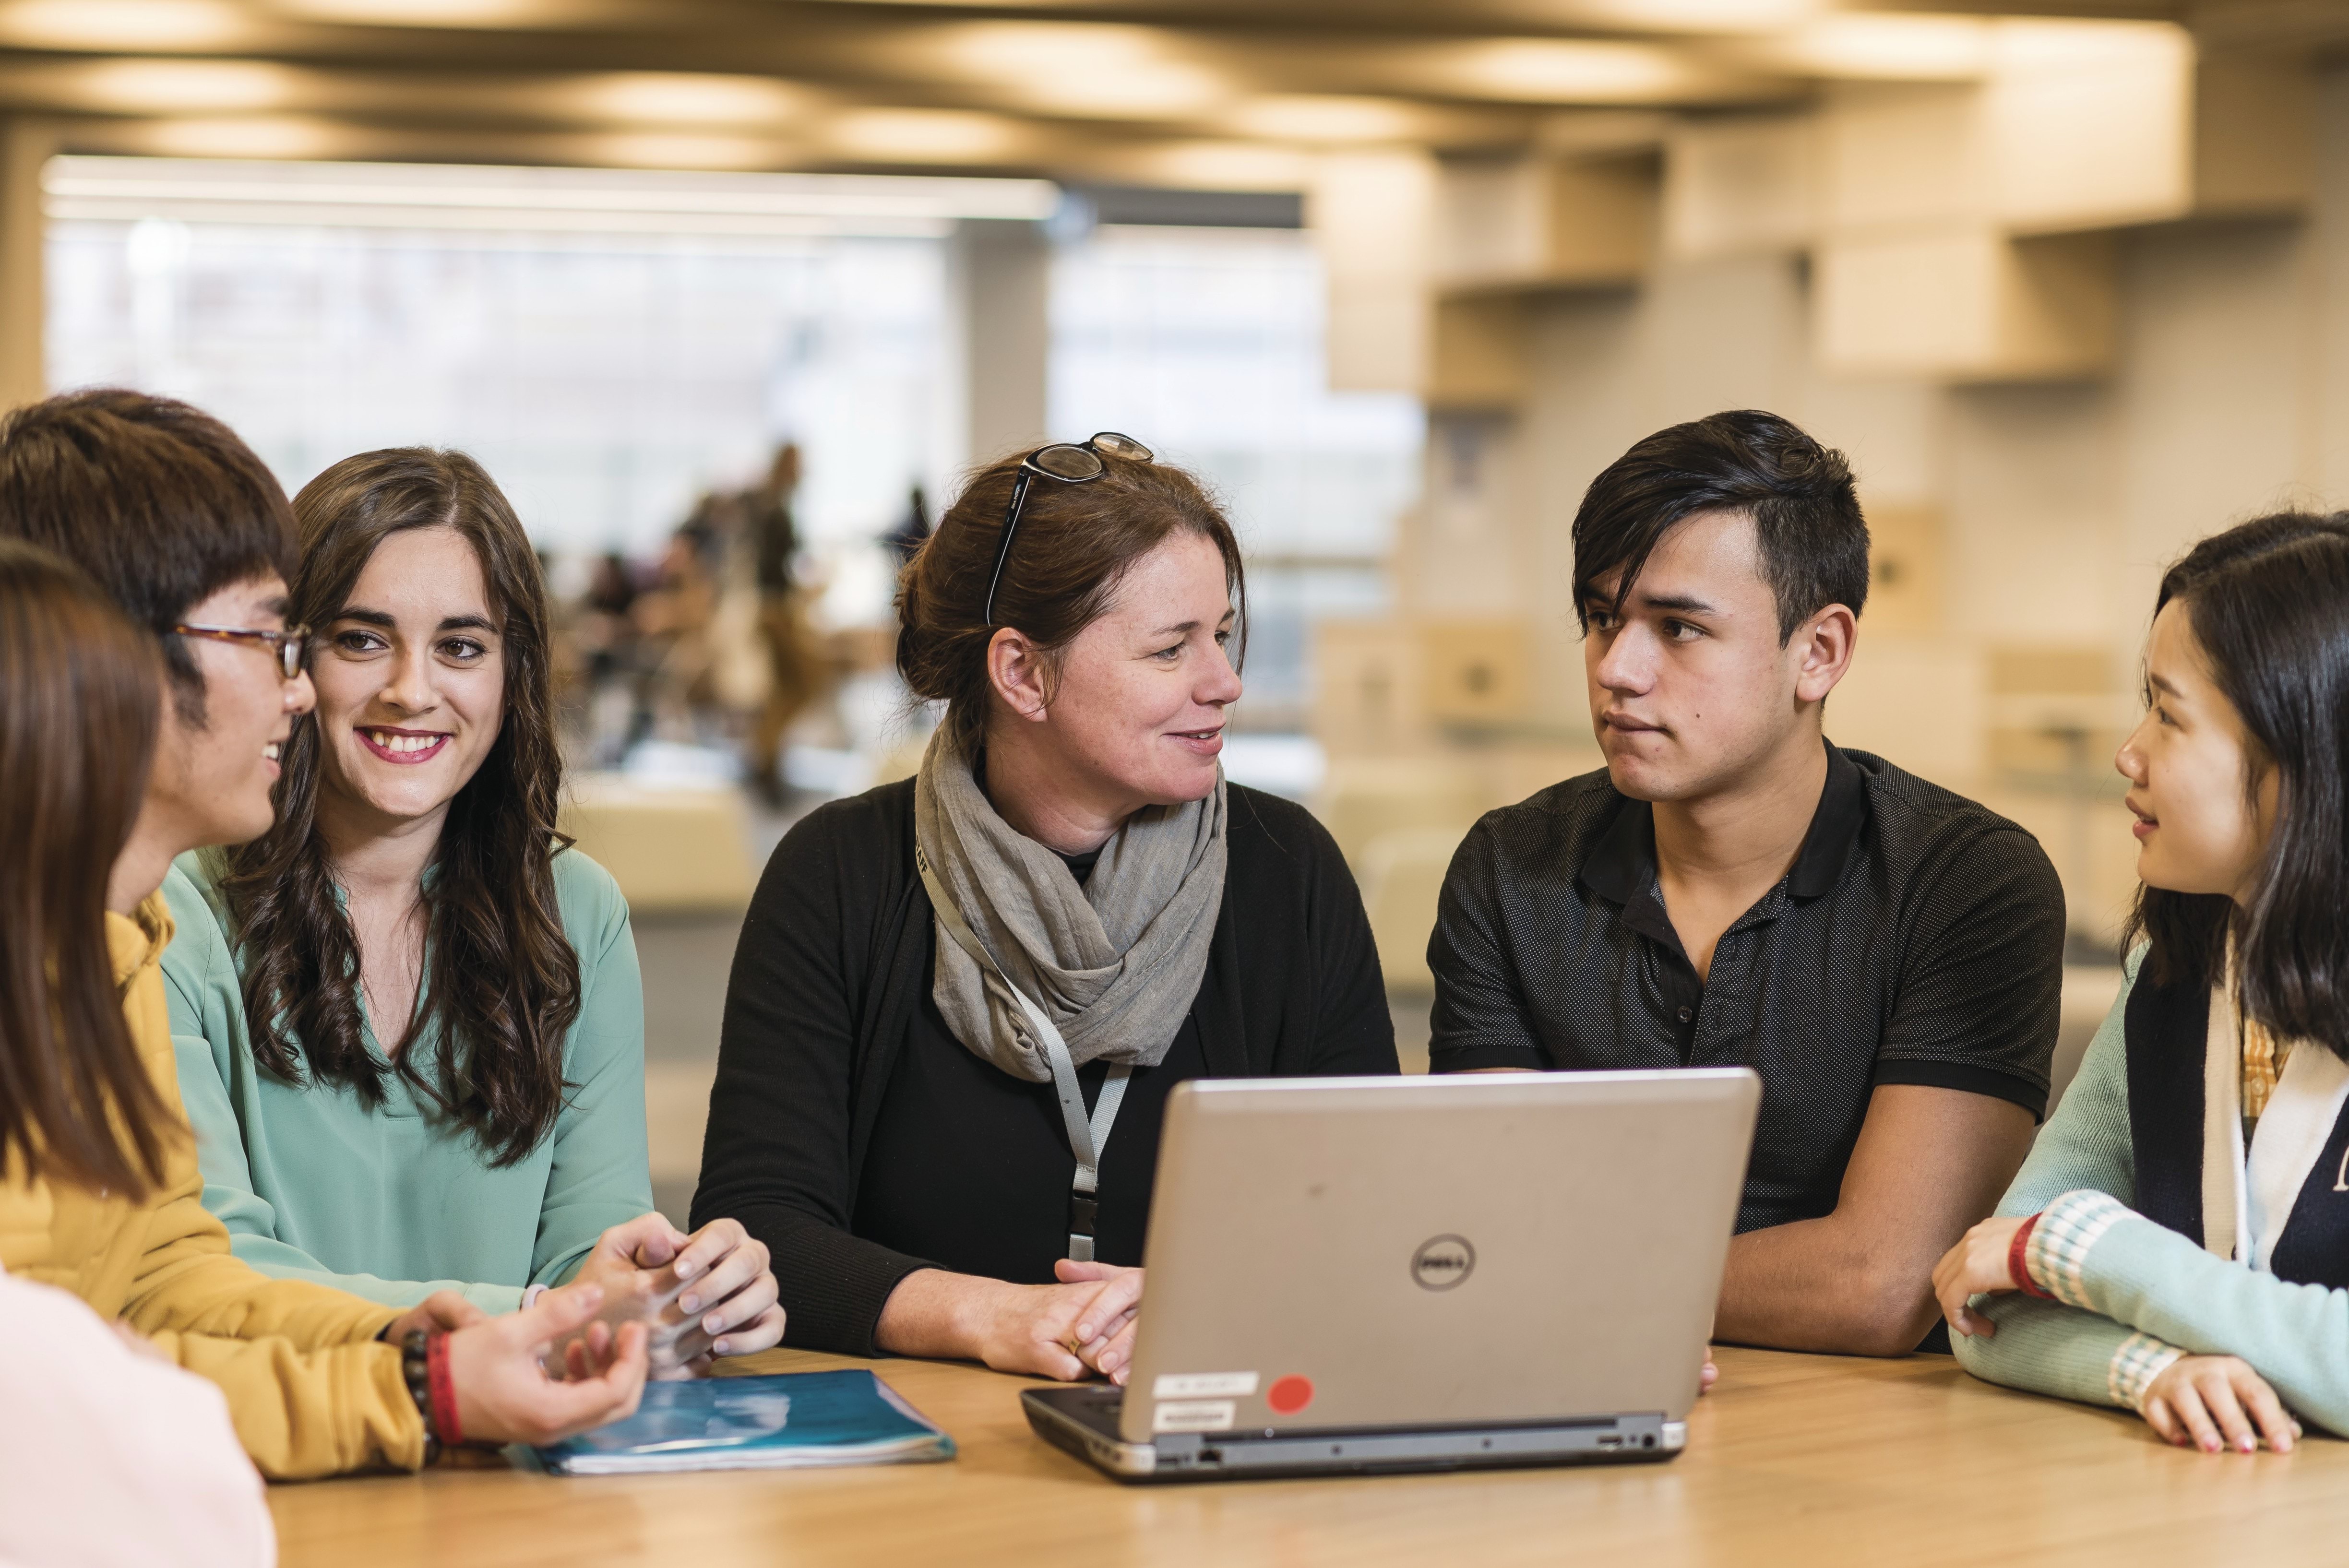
[992,1259,1145,1383]
[1932,1214,2301,1456]
[380,1214,785,1448]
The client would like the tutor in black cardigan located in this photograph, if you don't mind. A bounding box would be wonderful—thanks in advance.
[690,777,1399,1355]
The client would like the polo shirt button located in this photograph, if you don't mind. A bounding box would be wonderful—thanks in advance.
[1677,1006,1694,1024]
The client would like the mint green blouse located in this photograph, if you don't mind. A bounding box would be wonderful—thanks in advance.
[161,848,655,1314]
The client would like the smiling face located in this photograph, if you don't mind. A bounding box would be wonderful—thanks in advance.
[995,529,1241,814]
[310,525,507,838]
[146,572,315,851]
[1582,509,1849,803]
[2116,600,2277,901]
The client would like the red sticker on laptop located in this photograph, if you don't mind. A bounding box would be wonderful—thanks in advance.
[1266,1375,1314,1415]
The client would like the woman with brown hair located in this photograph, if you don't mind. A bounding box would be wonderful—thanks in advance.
[0,537,275,1564]
[693,434,1398,1382]
[162,447,783,1366]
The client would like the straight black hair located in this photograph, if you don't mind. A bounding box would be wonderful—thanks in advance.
[0,389,298,722]
[2123,511,2349,1063]
[1571,409,1869,643]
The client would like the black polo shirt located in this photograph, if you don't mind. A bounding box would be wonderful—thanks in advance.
[1427,742,2063,1235]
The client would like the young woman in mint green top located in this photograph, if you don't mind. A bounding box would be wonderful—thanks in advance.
[164,447,783,1368]
[163,844,646,1314]
[1933,513,2349,1456]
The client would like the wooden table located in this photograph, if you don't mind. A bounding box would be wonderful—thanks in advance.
[270,1345,2349,1567]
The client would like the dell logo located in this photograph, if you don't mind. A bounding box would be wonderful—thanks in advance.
[1410,1235,1476,1292]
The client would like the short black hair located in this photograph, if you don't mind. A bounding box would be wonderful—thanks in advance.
[0,389,298,720]
[1571,409,1869,643]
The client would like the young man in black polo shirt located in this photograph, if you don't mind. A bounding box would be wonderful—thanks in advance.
[1429,409,2063,1356]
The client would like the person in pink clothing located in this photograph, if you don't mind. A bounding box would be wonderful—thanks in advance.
[0,1269,274,1568]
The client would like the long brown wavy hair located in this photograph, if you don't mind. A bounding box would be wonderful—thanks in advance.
[0,540,173,1197]
[220,449,580,1164]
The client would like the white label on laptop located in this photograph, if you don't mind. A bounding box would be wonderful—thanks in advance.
[1152,1372,1259,1400]
[1153,1400,1237,1434]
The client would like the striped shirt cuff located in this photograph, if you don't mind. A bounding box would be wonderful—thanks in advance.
[2024,1188,2132,1310]
[2108,1331,2188,1412]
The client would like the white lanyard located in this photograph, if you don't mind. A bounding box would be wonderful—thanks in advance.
[918,848,1133,1261]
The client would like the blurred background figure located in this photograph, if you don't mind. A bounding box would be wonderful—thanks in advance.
[883,484,931,572]
[744,443,826,806]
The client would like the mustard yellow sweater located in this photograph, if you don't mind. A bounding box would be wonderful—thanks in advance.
[0,897,424,1477]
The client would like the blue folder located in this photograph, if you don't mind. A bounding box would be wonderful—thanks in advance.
[531,1369,955,1475]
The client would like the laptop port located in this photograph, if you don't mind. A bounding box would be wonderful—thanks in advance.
[1197,1448,1222,1467]
[1597,1435,1624,1450]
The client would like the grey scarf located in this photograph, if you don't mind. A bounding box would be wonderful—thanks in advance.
[912,728,1227,1082]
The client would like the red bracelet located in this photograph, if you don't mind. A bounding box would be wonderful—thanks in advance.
[426,1331,465,1447]
[2008,1213,2056,1300]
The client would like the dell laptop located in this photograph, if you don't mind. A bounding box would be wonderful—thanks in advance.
[1023,1068,1759,1482]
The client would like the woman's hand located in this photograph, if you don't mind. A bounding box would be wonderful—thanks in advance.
[1052,1260,1144,1385]
[666,1219,785,1367]
[444,1284,650,1447]
[876,1266,1145,1382]
[2142,1355,2301,1454]
[1931,1214,2031,1338]
[565,1214,786,1377]
[1700,1349,1717,1395]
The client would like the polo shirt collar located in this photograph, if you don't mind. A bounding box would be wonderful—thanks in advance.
[1578,739,1868,909]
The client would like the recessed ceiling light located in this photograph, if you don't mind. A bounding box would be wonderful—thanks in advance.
[1746,15,1993,79]
[1228,96,1420,145]
[827,108,1020,163]
[1430,39,1708,103]
[1554,0,1824,34]
[566,73,804,128]
[139,115,342,159]
[584,131,783,171]
[935,23,1228,120]
[1132,140,1314,192]
[266,0,570,26]
[0,0,246,49]
[71,59,297,113]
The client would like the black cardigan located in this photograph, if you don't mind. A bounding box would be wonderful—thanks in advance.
[690,778,1397,1354]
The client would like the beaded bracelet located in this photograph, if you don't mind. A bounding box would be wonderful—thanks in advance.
[398,1330,443,1466]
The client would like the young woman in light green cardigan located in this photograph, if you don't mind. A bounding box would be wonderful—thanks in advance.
[1934,512,2349,1456]
[164,448,783,1370]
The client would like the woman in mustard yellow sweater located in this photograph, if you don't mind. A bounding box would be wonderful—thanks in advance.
[0,390,656,1478]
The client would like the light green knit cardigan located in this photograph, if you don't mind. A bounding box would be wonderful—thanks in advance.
[1953,949,2349,1434]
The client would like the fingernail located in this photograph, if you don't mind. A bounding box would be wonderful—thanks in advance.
[680,1295,699,1313]
[675,1260,696,1280]
[712,1339,728,1355]
[704,1313,722,1333]
[2240,1438,2254,1452]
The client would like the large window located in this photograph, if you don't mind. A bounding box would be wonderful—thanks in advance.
[45,158,1011,578]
